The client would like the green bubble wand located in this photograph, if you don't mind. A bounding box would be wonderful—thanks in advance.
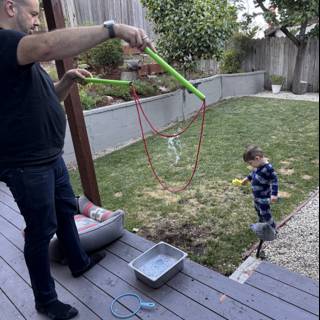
[84,47,206,192]
[84,47,205,101]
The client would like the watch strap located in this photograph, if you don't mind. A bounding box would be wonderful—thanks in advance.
[104,20,116,38]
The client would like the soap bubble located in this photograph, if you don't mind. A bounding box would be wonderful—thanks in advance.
[167,135,182,165]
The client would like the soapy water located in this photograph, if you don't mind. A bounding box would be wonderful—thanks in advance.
[139,254,177,279]
[167,135,182,165]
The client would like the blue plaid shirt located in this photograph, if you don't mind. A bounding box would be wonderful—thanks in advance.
[247,163,278,200]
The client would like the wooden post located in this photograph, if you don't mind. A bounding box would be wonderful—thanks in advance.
[43,0,101,205]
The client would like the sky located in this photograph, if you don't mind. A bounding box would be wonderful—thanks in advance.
[238,0,270,38]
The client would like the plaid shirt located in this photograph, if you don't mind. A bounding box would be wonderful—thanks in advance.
[247,163,278,200]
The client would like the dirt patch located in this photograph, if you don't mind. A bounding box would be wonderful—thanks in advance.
[137,181,244,257]
[279,168,295,175]
[114,192,123,198]
[143,187,178,205]
[312,159,319,166]
[280,161,292,165]
[279,191,291,198]
[302,175,313,181]
[139,217,212,256]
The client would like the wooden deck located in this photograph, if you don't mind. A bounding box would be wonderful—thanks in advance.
[0,182,319,320]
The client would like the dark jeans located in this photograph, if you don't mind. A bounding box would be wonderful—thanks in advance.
[0,156,90,306]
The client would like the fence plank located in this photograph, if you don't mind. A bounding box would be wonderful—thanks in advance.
[61,0,155,38]
[243,38,318,92]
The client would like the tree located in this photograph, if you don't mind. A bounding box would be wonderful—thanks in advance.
[140,0,238,71]
[230,0,261,38]
[254,0,319,94]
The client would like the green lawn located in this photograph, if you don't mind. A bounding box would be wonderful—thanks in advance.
[70,97,319,275]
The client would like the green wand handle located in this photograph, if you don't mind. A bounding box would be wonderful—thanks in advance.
[144,47,206,101]
[84,78,132,86]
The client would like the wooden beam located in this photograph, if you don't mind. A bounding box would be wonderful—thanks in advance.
[43,0,101,205]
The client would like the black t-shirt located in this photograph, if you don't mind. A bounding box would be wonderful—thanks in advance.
[0,29,66,167]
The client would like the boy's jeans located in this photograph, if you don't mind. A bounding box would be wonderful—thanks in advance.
[0,156,90,306]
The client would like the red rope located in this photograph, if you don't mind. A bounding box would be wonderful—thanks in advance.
[131,86,206,193]
[132,88,203,138]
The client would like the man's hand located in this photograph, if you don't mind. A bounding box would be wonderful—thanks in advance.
[54,69,92,101]
[114,24,154,51]
[271,195,278,204]
[65,69,93,85]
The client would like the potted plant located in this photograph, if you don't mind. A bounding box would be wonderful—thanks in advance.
[270,75,285,94]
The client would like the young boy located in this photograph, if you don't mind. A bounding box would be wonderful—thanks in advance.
[241,145,278,241]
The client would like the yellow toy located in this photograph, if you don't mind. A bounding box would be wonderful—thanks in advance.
[232,178,243,187]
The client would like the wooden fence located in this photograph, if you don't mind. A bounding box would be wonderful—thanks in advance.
[60,0,154,38]
[243,38,319,92]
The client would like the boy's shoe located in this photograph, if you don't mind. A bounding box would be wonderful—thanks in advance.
[250,223,277,241]
[72,251,106,278]
[36,300,78,320]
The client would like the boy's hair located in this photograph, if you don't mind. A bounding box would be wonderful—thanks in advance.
[243,145,264,162]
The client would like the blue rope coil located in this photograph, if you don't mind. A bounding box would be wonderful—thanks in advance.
[110,293,156,319]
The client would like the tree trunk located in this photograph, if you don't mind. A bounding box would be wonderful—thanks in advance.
[292,41,308,94]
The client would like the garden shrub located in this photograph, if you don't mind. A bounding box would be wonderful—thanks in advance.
[79,86,101,110]
[220,49,242,74]
[81,39,124,72]
[270,75,285,85]
[220,32,253,74]
[134,80,158,97]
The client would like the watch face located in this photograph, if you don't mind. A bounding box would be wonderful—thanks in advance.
[105,20,114,27]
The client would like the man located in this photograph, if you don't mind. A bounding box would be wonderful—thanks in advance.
[0,0,152,319]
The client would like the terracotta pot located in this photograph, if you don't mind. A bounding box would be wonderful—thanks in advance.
[138,64,149,77]
[149,64,163,75]
[122,46,140,55]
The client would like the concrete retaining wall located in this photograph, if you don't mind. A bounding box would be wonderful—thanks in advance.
[63,71,265,164]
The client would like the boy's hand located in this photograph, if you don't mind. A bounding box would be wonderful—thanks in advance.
[241,178,249,185]
[271,195,278,204]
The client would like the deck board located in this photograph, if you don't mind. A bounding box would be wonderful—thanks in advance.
[0,255,47,320]
[245,271,319,315]
[0,288,25,320]
[255,261,319,297]
[1,182,319,320]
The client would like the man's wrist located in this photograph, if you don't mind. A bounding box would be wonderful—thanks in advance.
[113,23,121,38]
[103,20,116,38]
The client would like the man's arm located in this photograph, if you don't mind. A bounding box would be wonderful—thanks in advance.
[54,69,92,101]
[17,24,152,66]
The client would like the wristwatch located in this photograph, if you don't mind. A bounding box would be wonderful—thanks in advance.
[103,20,116,38]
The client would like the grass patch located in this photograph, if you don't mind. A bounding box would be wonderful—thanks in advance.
[69,97,319,275]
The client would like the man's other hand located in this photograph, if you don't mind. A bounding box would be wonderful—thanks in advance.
[65,69,92,85]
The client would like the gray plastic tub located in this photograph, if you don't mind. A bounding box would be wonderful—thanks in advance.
[128,242,188,288]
